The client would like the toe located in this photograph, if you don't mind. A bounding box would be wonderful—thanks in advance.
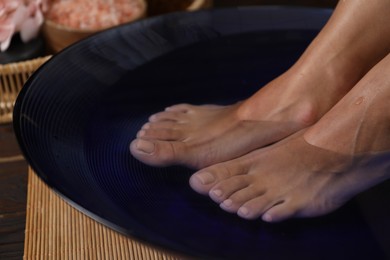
[130,138,187,167]
[137,127,184,141]
[138,121,187,141]
[130,139,156,155]
[220,185,265,213]
[142,121,186,131]
[262,201,298,223]
[149,111,187,122]
[237,195,277,220]
[189,171,218,195]
[165,103,192,112]
[189,161,246,195]
[208,176,250,204]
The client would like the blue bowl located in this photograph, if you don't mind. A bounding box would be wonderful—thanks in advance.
[14,6,390,259]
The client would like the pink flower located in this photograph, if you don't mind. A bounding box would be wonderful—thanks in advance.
[0,0,47,52]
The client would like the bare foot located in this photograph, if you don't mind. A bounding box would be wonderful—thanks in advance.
[130,64,354,169]
[189,53,390,222]
[130,95,312,169]
[130,0,390,169]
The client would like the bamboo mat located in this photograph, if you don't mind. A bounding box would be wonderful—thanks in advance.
[24,168,185,259]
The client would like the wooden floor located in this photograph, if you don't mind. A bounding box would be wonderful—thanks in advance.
[0,1,338,259]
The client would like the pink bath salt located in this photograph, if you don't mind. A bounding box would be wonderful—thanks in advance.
[46,0,143,30]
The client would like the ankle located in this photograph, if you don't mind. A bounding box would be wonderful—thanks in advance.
[292,100,319,126]
[236,93,319,127]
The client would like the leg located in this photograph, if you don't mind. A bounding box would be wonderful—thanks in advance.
[130,0,390,169]
[190,53,390,222]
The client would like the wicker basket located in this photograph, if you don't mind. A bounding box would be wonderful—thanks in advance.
[0,56,51,124]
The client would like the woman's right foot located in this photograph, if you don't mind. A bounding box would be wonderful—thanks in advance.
[189,53,390,222]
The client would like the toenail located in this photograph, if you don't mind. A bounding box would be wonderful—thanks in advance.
[212,189,222,197]
[262,213,273,222]
[222,199,232,207]
[142,123,150,129]
[195,172,215,185]
[137,130,146,137]
[136,139,155,154]
[238,207,249,216]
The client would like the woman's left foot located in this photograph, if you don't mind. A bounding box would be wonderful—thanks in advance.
[189,53,390,222]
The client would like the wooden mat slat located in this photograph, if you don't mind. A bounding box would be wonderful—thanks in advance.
[24,168,184,259]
